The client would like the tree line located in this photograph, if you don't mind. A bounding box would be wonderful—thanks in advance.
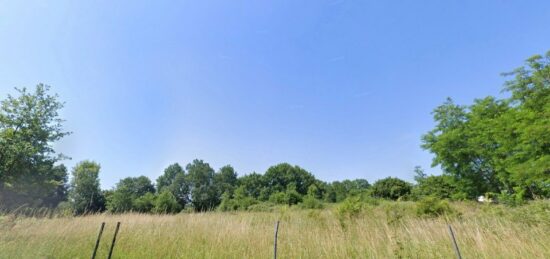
[0,51,548,214]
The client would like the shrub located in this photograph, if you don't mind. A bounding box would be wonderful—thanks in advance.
[269,192,287,204]
[300,196,324,209]
[153,190,181,214]
[133,193,156,213]
[416,196,456,218]
[412,175,456,200]
[371,177,412,200]
[336,196,363,218]
[106,187,134,213]
[498,190,526,207]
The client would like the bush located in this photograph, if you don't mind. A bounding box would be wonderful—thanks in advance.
[336,196,363,219]
[269,192,287,204]
[106,187,134,213]
[133,193,156,213]
[416,196,456,218]
[153,190,181,214]
[300,196,324,209]
[498,190,526,207]
[412,175,456,200]
[371,177,412,200]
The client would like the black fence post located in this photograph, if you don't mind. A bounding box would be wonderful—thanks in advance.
[107,222,121,259]
[274,221,280,259]
[91,222,105,259]
[448,224,462,259]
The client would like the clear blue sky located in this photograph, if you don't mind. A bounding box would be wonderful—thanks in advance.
[1,1,549,189]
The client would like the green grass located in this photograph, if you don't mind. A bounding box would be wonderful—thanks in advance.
[0,201,549,258]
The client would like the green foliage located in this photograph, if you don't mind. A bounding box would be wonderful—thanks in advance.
[371,177,412,200]
[300,195,324,209]
[106,187,134,213]
[324,179,370,203]
[423,51,550,200]
[415,196,456,218]
[336,196,363,219]
[412,175,457,200]
[0,84,70,210]
[382,202,413,225]
[133,192,156,213]
[186,159,220,211]
[263,163,316,196]
[268,192,287,204]
[106,176,156,213]
[117,176,155,197]
[156,163,189,208]
[237,173,265,200]
[156,163,184,191]
[215,165,238,197]
[68,161,105,215]
[153,190,181,214]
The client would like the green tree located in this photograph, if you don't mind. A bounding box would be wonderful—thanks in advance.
[133,192,156,213]
[156,163,184,191]
[157,163,189,208]
[117,176,155,197]
[107,176,155,213]
[153,190,181,214]
[422,51,550,200]
[370,177,412,200]
[68,161,105,215]
[0,84,70,209]
[186,159,219,211]
[263,163,316,196]
[106,186,134,213]
[412,175,458,200]
[237,173,265,199]
[214,165,238,197]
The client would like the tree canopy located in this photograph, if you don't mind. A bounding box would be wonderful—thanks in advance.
[422,51,550,200]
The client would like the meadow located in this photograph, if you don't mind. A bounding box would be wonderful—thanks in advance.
[1,201,548,259]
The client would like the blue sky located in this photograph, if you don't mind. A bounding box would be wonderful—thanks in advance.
[1,1,549,189]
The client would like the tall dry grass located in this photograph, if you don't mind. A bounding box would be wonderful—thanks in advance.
[0,202,548,258]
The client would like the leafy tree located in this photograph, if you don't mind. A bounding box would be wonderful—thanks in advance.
[117,176,155,197]
[68,161,105,215]
[237,173,265,199]
[370,177,412,200]
[157,163,189,208]
[323,179,369,202]
[157,163,184,191]
[0,84,70,209]
[186,159,219,211]
[106,186,134,213]
[167,172,190,208]
[133,192,156,213]
[498,52,550,199]
[107,176,155,213]
[268,192,287,204]
[153,190,181,213]
[263,163,316,196]
[412,175,457,200]
[413,166,427,183]
[215,165,238,197]
[422,51,550,200]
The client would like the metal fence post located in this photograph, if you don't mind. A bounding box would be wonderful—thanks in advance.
[274,221,280,259]
[107,222,121,259]
[448,224,462,259]
[91,222,105,259]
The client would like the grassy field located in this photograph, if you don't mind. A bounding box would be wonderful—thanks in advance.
[1,201,549,258]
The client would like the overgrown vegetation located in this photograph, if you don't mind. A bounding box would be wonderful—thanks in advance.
[0,201,548,258]
[1,52,549,217]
